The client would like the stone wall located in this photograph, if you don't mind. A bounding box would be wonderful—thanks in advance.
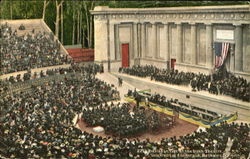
[91,5,250,78]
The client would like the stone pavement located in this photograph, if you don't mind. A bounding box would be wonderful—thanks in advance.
[96,73,138,102]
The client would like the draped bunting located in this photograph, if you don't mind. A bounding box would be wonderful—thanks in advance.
[124,90,237,128]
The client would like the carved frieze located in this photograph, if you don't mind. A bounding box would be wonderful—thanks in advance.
[93,11,250,24]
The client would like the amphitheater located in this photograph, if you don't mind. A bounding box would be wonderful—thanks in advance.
[0,14,250,159]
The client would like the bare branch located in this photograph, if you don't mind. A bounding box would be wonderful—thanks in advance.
[45,1,50,7]
[59,1,63,8]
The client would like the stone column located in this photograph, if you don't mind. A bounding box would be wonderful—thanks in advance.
[234,24,243,72]
[205,23,213,68]
[176,23,183,63]
[164,23,170,62]
[229,44,235,72]
[114,24,120,60]
[141,23,146,58]
[109,21,116,61]
[94,18,108,63]
[190,23,197,65]
[133,22,138,58]
[152,23,157,58]
[138,23,141,58]
[107,19,111,72]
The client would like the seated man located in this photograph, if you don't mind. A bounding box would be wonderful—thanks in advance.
[19,24,25,30]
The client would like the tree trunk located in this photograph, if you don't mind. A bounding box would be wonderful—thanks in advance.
[89,1,94,48]
[77,10,80,44]
[89,16,93,48]
[83,2,90,47]
[79,11,82,45]
[72,9,75,44]
[82,29,85,48]
[42,1,49,20]
[25,1,28,18]
[60,2,63,44]
[55,0,62,39]
[10,1,13,19]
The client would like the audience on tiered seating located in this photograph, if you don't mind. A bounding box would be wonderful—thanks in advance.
[0,23,72,75]
[1,22,249,158]
[120,65,250,102]
[1,63,104,84]
[1,88,249,159]
[0,67,120,158]
[0,65,249,158]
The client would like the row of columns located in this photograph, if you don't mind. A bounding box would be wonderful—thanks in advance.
[110,21,244,72]
[235,24,243,72]
[177,22,243,72]
[176,22,214,67]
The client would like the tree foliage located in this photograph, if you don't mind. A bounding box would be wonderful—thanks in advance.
[0,0,247,48]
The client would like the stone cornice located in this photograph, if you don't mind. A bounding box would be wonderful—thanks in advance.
[91,5,250,24]
[91,5,250,14]
[93,12,250,24]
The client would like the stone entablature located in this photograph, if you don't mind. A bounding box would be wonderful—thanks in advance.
[92,5,250,24]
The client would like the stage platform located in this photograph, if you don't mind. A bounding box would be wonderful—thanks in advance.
[111,73,250,121]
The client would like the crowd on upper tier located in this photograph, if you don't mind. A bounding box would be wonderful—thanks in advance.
[0,23,72,75]
[120,65,250,102]
[0,63,104,95]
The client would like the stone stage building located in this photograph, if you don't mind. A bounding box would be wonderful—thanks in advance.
[91,5,250,79]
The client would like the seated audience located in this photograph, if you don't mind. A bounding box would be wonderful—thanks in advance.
[0,23,72,75]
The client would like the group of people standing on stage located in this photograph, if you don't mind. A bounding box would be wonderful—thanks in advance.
[120,65,250,102]
[127,89,220,121]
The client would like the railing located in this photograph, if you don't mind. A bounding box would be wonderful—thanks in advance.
[67,48,94,63]
[1,72,79,97]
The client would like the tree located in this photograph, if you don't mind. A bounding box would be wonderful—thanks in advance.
[42,0,50,20]
[82,1,95,48]
[55,0,63,39]
[60,2,64,44]
[10,1,13,19]
[77,9,80,44]
[72,2,75,44]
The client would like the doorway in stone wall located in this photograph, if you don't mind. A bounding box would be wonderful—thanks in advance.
[171,59,176,70]
[122,43,129,68]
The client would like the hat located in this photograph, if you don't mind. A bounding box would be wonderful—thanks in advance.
[60,143,65,148]
[89,149,94,154]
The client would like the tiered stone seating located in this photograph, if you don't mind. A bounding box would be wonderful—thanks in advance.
[0,19,72,79]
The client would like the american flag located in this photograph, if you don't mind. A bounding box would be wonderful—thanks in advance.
[214,42,230,68]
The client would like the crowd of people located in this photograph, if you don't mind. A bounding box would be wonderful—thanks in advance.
[1,85,249,159]
[0,66,121,158]
[0,63,104,94]
[0,71,248,159]
[0,23,72,75]
[127,90,219,121]
[2,78,248,158]
[0,23,249,158]
[120,65,250,102]
[82,102,148,138]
